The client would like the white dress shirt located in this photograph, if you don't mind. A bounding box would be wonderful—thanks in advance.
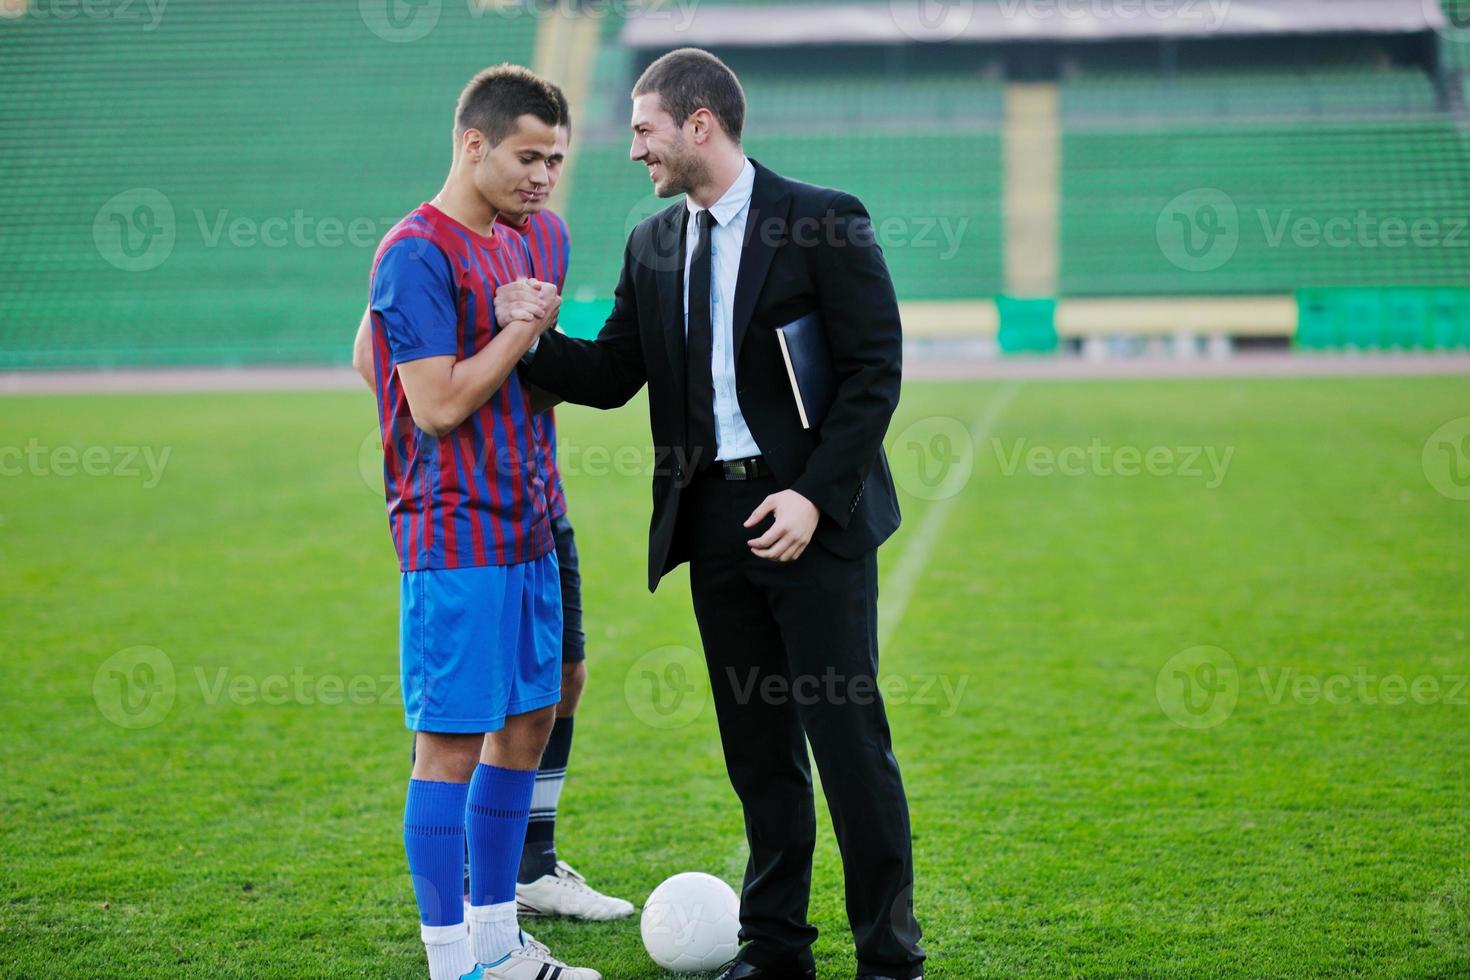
[683,157,760,462]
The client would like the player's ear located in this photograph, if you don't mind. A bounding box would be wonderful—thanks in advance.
[460,127,485,164]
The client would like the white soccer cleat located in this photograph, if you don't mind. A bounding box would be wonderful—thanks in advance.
[469,935,601,979]
[515,860,636,921]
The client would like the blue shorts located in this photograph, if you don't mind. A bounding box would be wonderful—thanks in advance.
[400,551,563,734]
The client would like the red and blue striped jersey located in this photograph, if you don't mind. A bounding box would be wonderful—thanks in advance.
[498,208,570,520]
[368,202,553,571]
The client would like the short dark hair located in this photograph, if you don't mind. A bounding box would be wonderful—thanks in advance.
[456,64,561,146]
[632,47,745,144]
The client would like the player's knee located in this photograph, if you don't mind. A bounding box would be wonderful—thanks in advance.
[412,732,481,782]
[488,704,557,766]
[560,660,587,706]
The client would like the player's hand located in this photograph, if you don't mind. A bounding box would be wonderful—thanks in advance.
[495,278,550,327]
[526,280,561,335]
[744,489,819,562]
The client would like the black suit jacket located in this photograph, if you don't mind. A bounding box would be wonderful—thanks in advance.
[523,160,902,592]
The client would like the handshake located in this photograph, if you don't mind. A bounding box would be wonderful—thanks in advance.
[496,278,562,337]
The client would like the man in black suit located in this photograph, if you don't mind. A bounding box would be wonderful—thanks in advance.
[499,47,925,980]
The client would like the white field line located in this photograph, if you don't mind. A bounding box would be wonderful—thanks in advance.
[877,381,1022,652]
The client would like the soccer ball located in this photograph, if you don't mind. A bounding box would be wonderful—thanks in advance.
[640,871,741,973]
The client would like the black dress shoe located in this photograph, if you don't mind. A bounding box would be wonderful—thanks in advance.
[714,956,817,980]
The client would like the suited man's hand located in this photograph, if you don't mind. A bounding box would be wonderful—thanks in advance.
[744,489,819,562]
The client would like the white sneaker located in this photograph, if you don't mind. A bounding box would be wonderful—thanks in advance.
[515,860,636,921]
[468,935,601,979]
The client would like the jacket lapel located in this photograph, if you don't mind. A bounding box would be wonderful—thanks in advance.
[732,162,792,362]
[658,204,689,402]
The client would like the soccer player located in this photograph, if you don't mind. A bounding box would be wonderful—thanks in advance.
[363,64,598,980]
[355,85,634,924]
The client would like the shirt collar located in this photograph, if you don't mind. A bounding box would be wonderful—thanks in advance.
[686,157,755,228]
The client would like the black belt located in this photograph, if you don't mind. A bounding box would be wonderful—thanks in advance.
[712,455,772,481]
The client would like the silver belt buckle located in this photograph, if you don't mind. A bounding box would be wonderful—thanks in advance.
[725,457,755,480]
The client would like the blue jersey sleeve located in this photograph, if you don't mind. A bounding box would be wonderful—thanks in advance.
[371,238,458,364]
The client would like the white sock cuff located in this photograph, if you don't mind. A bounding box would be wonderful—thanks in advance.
[466,899,518,924]
[420,921,469,946]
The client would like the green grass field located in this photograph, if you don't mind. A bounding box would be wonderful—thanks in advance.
[3,376,1469,978]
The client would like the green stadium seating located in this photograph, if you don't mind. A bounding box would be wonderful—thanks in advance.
[1062,68,1439,122]
[6,0,1470,365]
[1061,117,1470,297]
[0,0,536,368]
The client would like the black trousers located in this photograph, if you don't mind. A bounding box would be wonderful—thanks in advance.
[683,471,925,979]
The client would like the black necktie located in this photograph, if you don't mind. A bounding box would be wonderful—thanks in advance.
[685,208,717,471]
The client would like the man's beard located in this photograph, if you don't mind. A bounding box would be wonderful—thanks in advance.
[659,147,709,199]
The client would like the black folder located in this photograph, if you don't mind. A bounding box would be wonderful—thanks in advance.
[774,311,835,430]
